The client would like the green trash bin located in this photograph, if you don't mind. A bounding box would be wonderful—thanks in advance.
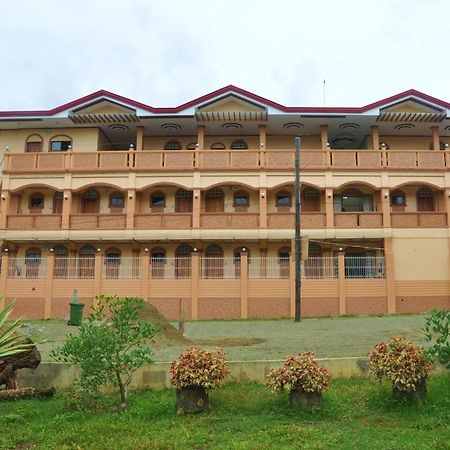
[68,300,84,326]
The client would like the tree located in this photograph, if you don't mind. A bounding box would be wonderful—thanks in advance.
[0,301,31,359]
[52,295,159,409]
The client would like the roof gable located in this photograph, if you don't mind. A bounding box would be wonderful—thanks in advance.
[380,99,444,114]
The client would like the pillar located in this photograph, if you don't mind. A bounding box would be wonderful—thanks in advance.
[197,125,205,150]
[381,189,391,227]
[431,126,440,151]
[191,252,200,320]
[338,251,346,315]
[126,189,136,229]
[193,189,201,228]
[61,189,72,230]
[240,252,248,319]
[136,126,144,151]
[93,251,103,306]
[259,125,267,167]
[0,251,9,309]
[320,125,328,150]
[371,126,380,150]
[44,252,55,319]
[325,188,334,228]
[384,237,396,314]
[259,188,267,228]
[142,249,150,302]
[0,191,10,229]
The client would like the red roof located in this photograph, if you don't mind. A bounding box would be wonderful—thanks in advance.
[1,85,449,117]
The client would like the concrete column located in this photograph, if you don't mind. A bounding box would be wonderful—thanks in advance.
[384,238,397,314]
[240,252,248,319]
[61,190,72,230]
[93,251,103,306]
[44,252,55,319]
[381,189,391,227]
[338,251,346,315]
[259,125,267,167]
[193,189,201,229]
[320,125,328,150]
[259,188,267,228]
[0,252,9,309]
[191,252,200,320]
[0,191,10,230]
[431,126,440,151]
[371,126,380,150]
[325,188,334,228]
[136,126,144,150]
[197,125,205,150]
[126,189,136,229]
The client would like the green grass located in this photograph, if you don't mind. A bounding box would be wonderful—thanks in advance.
[1,374,449,450]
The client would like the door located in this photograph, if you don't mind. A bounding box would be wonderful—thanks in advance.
[278,248,290,279]
[175,244,193,278]
[175,190,193,213]
[78,246,95,278]
[81,190,100,213]
[25,249,41,278]
[204,245,223,278]
[205,189,224,212]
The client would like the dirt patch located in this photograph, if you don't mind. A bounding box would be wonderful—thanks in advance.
[139,303,190,346]
[192,338,267,347]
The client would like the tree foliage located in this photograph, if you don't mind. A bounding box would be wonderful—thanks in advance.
[51,295,159,409]
[423,309,450,368]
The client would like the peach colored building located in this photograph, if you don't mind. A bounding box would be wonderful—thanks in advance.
[0,86,449,320]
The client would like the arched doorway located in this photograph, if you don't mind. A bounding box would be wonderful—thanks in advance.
[417,187,435,212]
[204,244,224,278]
[78,245,96,278]
[53,245,68,278]
[175,244,193,278]
[205,188,224,213]
[175,189,193,213]
[25,248,41,278]
[105,248,121,279]
[81,189,100,213]
[278,247,290,279]
[151,247,166,279]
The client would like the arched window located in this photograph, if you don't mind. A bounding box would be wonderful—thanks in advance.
[233,190,249,210]
[109,192,125,210]
[305,243,323,278]
[25,248,41,278]
[78,245,96,278]
[164,141,182,150]
[150,191,166,212]
[29,192,44,212]
[186,142,197,150]
[53,245,68,279]
[204,244,224,279]
[50,135,72,152]
[151,247,166,279]
[53,192,64,214]
[81,189,100,213]
[25,134,43,153]
[210,142,226,150]
[105,248,121,279]
[278,247,290,279]
[301,187,321,212]
[230,139,248,150]
[175,244,193,279]
[390,189,406,212]
[175,189,193,212]
[417,187,435,212]
[276,190,292,210]
[205,188,224,212]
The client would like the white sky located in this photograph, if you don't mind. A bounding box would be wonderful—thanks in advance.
[1,0,449,111]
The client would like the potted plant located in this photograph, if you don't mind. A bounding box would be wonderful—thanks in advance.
[170,347,229,415]
[368,336,432,401]
[267,352,330,409]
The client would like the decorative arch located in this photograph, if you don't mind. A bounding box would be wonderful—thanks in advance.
[186,142,197,150]
[210,142,226,150]
[25,134,43,153]
[334,181,379,192]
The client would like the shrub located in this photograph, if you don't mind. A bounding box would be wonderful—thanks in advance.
[368,336,432,392]
[423,309,450,368]
[0,301,31,359]
[51,295,159,409]
[170,347,229,390]
[267,352,330,393]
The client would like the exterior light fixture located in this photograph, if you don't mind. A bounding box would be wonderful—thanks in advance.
[242,247,247,252]
[327,192,332,199]
[193,247,198,252]
[49,248,54,253]
[64,195,69,200]
[96,248,102,253]
[338,247,343,252]
[68,145,72,150]
[1,195,5,200]
[384,192,389,198]
[144,248,149,253]
[326,142,330,148]
[3,248,8,253]
[261,192,265,198]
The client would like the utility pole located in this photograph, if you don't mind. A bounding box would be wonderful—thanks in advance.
[294,136,302,322]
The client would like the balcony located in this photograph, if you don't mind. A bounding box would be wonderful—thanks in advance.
[200,213,259,229]
[6,214,62,230]
[69,214,126,230]
[391,212,447,228]
[4,149,450,174]
[134,213,192,230]
[334,213,383,228]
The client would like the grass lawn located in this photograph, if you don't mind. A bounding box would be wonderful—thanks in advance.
[1,374,449,450]
[23,313,429,362]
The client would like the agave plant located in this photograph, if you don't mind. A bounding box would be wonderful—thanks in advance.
[0,302,30,359]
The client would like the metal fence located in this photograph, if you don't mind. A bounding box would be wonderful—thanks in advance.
[344,255,385,278]
[101,257,142,279]
[8,257,47,279]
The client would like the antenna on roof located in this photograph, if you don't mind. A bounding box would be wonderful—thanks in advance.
[323,79,326,106]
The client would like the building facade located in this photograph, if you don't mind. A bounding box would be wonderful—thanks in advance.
[0,86,449,320]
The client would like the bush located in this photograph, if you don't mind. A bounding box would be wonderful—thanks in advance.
[368,336,432,392]
[51,295,159,409]
[423,309,450,368]
[170,347,229,390]
[0,301,31,359]
[267,352,330,393]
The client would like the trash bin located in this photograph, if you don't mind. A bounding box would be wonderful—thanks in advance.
[68,300,84,326]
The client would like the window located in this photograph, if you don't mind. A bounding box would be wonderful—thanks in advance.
[417,187,435,212]
[276,191,292,207]
[50,137,72,152]
[150,192,166,208]
[334,189,373,212]
[25,134,43,153]
[164,141,182,150]
[211,142,226,150]
[230,139,248,150]
[105,248,121,279]
[81,189,100,213]
[151,247,166,278]
[390,190,406,206]
[278,247,290,279]
[25,248,41,278]
[301,187,320,212]
[234,191,249,207]
[29,193,44,209]
[109,192,124,208]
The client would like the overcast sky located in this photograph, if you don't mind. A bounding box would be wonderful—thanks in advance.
[1,0,449,111]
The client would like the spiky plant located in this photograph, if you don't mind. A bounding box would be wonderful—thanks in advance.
[0,302,30,359]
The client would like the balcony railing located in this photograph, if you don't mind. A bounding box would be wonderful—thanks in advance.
[334,212,383,228]
[69,214,126,230]
[134,213,192,229]
[200,213,259,229]
[6,214,62,230]
[5,149,450,173]
[391,212,448,228]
